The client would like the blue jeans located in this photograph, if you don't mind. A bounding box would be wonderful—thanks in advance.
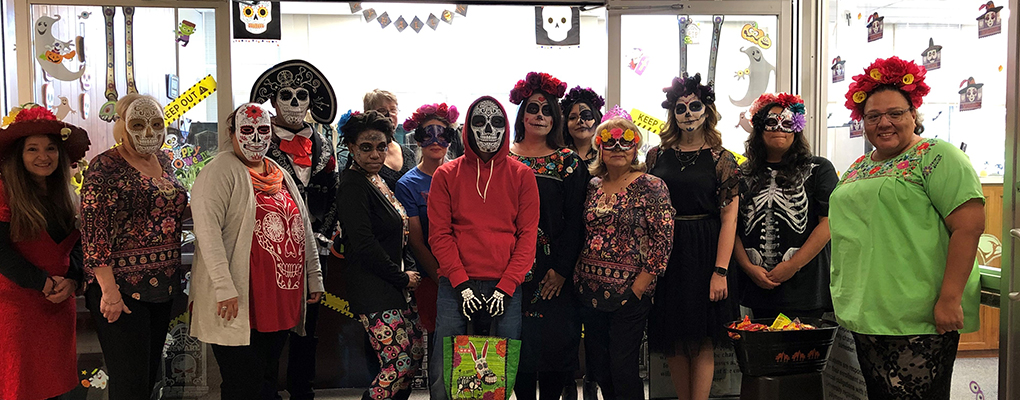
[429,277,522,400]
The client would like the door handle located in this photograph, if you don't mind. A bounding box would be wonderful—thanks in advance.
[1011,292,1020,301]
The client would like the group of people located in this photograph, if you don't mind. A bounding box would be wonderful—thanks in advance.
[0,55,984,400]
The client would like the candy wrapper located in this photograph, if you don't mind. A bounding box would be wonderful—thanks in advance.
[728,314,817,339]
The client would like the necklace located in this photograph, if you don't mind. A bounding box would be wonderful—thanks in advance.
[674,144,705,171]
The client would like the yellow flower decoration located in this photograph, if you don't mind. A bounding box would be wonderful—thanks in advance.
[852,91,867,104]
[623,129,636,141]
[902,74,914,85]
[599,129,612,142]
[869,69,882,80]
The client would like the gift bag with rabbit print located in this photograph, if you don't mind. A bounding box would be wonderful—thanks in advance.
[443,335,521,400]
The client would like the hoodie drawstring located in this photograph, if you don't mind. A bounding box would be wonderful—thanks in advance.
[475,158,493,203]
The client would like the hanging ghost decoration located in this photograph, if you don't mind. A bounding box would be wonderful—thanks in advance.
[233,1,281,40]
[34,15,87,81]
[51,96,76,120]
[536,6,580,46]
[730,46,774,107]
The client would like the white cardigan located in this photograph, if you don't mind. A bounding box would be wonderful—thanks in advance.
[189,151,325,346]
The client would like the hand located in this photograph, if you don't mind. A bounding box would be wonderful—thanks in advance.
[630,285,646,300]
[405,271,421,289]
[45,276,77,303]
[933,297,964,334]
[709,273,728,302]
[456,283,484,321]
[217,297,239,321]
[100,290,131,323]
[766,261,798,284]
[747,265,779,289]
[487,289,507,317]
[307,292,323,304]
[539,270,565,300]
[42,276,56,295]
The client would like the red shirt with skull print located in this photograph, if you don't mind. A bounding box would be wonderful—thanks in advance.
[248,185,305,332]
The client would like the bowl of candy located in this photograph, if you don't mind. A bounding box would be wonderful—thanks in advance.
[725,314,839,377]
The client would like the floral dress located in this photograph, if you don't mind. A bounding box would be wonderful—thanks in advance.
[575,174,675,312]
[509,148,588,373]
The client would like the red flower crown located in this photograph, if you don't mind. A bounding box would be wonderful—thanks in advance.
[402,103,459,131]
[844,56,930,120]
[749,93,804,116]
[509,72,567,105]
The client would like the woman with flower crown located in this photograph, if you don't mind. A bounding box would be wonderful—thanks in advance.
[574,108,674,400]
[644,73,740,400]
[734,93,838,322]
[831,57,984,400]
[508,72,588,399]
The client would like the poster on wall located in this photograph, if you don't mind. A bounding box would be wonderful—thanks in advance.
[831,56,846,83]
[536,6,580,46]
[866,12,884,42]
[976,1,1002,38]
[958,77,983,111]
[233,1,281,40]
[849,119,864,138]
[921,38,943,71]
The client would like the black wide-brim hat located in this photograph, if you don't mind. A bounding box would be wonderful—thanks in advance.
[922,38,943,56]
[831,56,845,70]
[249,59,337,124]
[0,110,90,162]
[958,77,984,94]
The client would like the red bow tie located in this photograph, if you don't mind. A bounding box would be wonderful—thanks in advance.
[279,135,313,168]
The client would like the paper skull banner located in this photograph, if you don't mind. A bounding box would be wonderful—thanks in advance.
[535,6,580,46]
[233,1,281,40]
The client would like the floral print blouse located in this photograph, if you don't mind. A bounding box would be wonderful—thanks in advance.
[574,174,675,312]
[81,148,188,303]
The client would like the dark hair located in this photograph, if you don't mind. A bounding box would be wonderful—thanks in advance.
[743,103,813,194]
[560,100,603,149]
[513,90,564,149]
[866,85,925,135]
[0,135,76,241]
[340,110,394,144]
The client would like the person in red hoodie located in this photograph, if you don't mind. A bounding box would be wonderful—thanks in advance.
[427,95,540,399]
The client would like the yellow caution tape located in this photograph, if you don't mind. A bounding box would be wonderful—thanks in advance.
[731,150,748,165]
[630,108,666,135]
[321,291,355,318]
[164,75,216,124]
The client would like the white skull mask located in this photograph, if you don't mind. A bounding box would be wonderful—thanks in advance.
[674,94,707,133]
[239,1,272,34]
[469,100,506,154]
[235,103,272,162]
[275,87,309,126]
[966,87,979,102]
[985,11,997,27]
[542,6,572,42]
[125,98,166,155]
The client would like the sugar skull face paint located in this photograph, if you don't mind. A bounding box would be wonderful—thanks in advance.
[234,103,272,162]
[523,94,552,137]
[125,98,166,155]
[275,87,309,126]
[469,99,506,153]
[674,94,706,132]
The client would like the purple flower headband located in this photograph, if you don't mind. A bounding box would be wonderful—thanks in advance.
[560,86,605,115]
[661,72,715,109]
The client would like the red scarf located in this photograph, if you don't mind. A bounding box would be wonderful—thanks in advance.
[278,135,313,168]
[249,159,284,195]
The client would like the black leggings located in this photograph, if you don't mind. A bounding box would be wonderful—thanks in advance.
[515,371,573,400]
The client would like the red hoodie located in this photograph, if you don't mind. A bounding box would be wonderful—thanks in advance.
[427,96,540,295]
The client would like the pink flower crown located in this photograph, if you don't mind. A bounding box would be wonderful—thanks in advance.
[403,103,459,131]
[844,56,930,120]
[600,105,632,123]
[509,72,567,105]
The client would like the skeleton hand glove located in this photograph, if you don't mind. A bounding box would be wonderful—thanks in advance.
[456,283,484,321]
[487,289,508,317]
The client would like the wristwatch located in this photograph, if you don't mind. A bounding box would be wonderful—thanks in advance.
[713,266,728,277]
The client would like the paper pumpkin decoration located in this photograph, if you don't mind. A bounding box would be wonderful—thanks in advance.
[740,22,772,49]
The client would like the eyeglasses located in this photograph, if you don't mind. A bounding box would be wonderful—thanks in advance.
[674,100,704,115]
[357,142,389,153]
[863,109,909,125]
[525,103,553,117]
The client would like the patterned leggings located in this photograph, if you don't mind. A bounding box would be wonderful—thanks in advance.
[852,331,960,400]
[360,306,426,400]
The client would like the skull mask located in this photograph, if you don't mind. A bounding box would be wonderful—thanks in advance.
[125,98,166,155]
[542,6,572,42]
[235,103,272,162]
[764,108,798,133]
[274,87,309,126]
[469,99,506,154]
[674,94,707,133]
[239,1,272,34]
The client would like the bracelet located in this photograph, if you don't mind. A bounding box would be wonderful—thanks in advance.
[102,297,123,306]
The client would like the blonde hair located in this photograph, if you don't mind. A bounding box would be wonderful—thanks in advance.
[658,102,722,150]
[113,93,162,144]
[363,89,398,111]
[588,118,646,178]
